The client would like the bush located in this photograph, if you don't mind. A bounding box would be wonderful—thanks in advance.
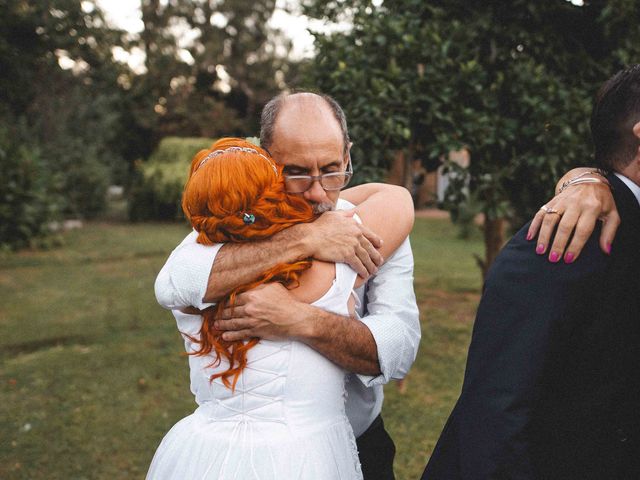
[0,123,62,250]
[47,138,111,219]
[128,137,214,221]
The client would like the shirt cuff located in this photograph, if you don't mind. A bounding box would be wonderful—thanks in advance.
[355,316,393,387]
[155,241,222,310]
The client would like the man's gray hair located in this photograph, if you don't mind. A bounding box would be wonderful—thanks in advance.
[259,92,351,155]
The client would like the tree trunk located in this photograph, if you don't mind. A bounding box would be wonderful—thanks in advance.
[474,216,506,282]
[403,144,414,191]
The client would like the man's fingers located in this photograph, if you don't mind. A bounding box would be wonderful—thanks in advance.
[231,293,248,306]
[355,244,378,277]
[343,245,370,278]
[345,252,369,280]
[221,329,254,342]
[360,234,383,267]
[599,210,620,255]
[214,317,254,331]
[358,224,383,249]
[220,305,246,320]
[547,209,580,262]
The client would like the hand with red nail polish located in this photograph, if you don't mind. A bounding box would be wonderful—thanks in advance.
[526,167,620,263]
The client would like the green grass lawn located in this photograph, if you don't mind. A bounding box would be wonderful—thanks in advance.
[0,218,483,479]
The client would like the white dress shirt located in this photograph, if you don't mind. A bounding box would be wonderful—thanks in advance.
[614,172,640,206]
[154,198,421,437]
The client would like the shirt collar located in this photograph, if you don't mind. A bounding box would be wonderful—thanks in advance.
[614,173,640,207]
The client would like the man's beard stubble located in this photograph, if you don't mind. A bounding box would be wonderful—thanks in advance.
[312,202,334,214]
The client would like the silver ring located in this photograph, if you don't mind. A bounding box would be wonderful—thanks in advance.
[540,205,561,215]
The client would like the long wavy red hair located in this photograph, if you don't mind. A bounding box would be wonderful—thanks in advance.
[181,137,316,390]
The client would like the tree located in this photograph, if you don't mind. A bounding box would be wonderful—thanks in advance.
[304,0,640,278]
[0,0,130,236]
[129,0,300,144]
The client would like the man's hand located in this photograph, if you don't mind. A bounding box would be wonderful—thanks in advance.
[215,282,381,375]
[215,283,312,342]
[302,210,383,279]
[527,181,619,262]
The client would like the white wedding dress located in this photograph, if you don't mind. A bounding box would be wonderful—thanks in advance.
[147,262,363,479]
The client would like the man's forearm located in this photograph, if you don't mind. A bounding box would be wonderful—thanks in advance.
[296,304,381,375]
[204,226,310,301]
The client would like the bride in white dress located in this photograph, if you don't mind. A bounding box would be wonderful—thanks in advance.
[147,138,413,479]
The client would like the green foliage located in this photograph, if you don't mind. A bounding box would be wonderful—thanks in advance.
[1,0,132,224]
[146,137,215,164]
[0,121,62,250]
[129,0,301,144]
[1,0,298,248]
[128,137,213,221]
[304,0,640,267]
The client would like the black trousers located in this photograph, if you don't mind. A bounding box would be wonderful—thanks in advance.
[356,414,396,480]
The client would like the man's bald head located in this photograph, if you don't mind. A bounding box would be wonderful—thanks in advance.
[260,92,350,155]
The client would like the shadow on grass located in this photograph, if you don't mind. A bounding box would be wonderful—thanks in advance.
[1,334,94,358]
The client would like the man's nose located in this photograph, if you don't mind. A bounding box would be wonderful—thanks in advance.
[303,179,327,203]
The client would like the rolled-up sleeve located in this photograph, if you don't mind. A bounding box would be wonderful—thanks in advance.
[356,237,421,386]
[154,231,223,310]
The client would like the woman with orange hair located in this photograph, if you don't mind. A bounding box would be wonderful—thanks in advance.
[146,138,414,479]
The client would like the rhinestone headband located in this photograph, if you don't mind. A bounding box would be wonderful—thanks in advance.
[196,146,278,176]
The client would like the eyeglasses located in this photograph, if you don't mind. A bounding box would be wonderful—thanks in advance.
[283,154,353,193]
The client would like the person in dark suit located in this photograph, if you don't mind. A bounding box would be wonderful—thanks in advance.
[422,65,640,480]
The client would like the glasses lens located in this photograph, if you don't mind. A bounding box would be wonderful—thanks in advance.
[321,173,351,190]
[284,176,312,193]
[284,172,352,192]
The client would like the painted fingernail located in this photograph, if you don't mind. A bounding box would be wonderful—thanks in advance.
[526,232,533,241]
[549,251,560,263]
[536,243,545,255]
[606,243,612,255]
[564,252,575,264]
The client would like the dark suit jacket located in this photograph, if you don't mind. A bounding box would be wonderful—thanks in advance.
[422,174,640,480]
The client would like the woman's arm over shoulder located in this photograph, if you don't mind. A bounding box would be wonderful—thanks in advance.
[342,183,393,205]
[353,183,415,260]
[290,183,414,303]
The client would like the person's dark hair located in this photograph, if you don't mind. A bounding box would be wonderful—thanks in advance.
[590,64,640,171]
[260,92,351,155]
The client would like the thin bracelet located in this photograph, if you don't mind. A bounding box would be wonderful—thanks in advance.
[557,177,611,195]
[557,169,608,194]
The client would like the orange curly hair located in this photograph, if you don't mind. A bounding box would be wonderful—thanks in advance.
[181,137,316,390]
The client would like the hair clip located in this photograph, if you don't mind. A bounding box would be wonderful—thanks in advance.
[242,213,256,224]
